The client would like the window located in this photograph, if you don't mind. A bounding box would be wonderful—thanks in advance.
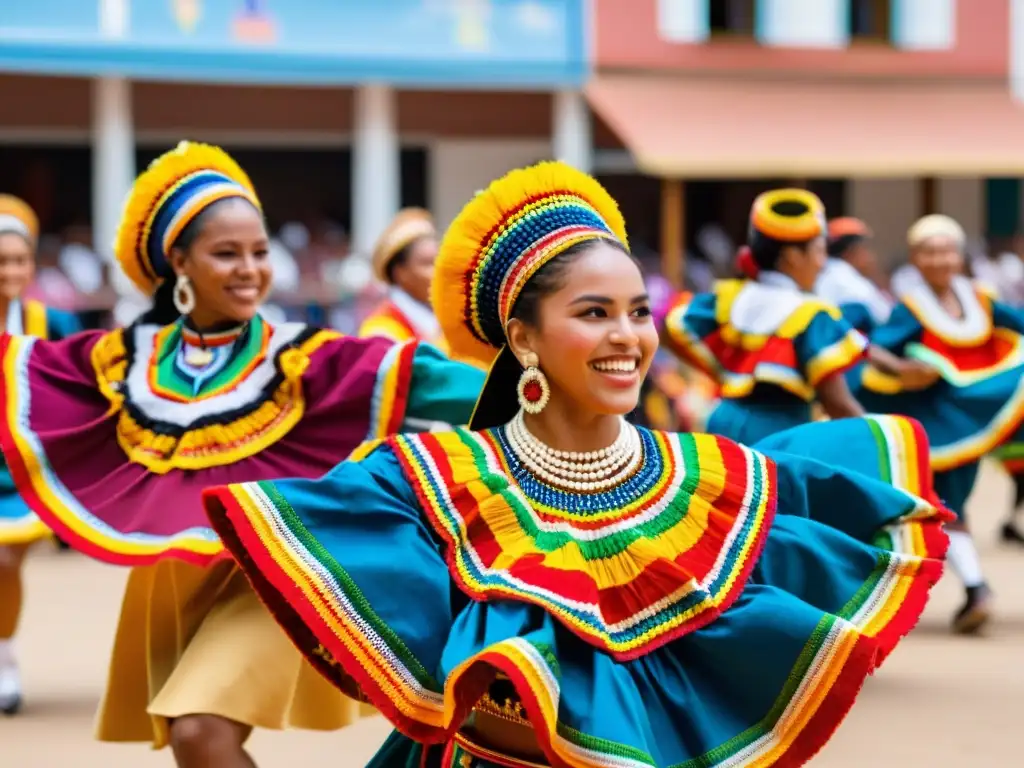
[849,0,891,41]
[709,0,756,36]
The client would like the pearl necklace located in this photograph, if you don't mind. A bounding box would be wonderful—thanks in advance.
[505,411,643,493]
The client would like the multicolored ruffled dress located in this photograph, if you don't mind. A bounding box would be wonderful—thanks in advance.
[852,275,1024,519]
[0,298,81,546]
[662,272,867,444]
[205,413,949,767]
[204,159,948,768]
[0,315,484,744]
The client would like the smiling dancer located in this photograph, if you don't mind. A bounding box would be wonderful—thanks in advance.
[854,214,1024,633]
[205,162,949,768]
[662,189,934,445]
[0,195,82,715]
[0,142,484,766]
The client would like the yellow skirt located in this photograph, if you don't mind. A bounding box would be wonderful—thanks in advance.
[95,558,374,748]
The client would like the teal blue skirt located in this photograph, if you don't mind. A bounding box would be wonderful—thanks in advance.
[204,415,951,768]
[706,397,811,444]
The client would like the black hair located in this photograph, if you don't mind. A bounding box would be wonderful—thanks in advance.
[827,233,865,259]
[136,197,263,327]
[509,238,635,327]
[384,243,413,284]
[748,199,819,273]
[384,235,433,283]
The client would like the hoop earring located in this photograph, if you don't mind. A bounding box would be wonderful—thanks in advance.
[173,274,196,316]
[517,354,550,414]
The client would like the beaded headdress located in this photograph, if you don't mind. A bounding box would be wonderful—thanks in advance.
[114,141,262,296]
[372,208,436,283]
[433,161,628,367]
[0,195,39,245]
[432,161,628,429]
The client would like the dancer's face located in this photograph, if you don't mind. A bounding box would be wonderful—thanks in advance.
[171,198,272,327]
[0,233,34,302]
[391,236,438,305]
[508,241,658,418]
[912,236,962,293]
[779,235,827,291]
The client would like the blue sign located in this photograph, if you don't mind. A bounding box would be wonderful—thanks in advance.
[0,0,587,86]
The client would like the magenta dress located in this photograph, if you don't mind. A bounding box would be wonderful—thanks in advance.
[0,316,484,566]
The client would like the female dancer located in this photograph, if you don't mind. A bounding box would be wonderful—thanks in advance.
[815,217,893,335]
[205,162,950,767]
[0,142,484,765]
[855,214,1024,633]
[662,188,933,445]
[0,194,82,715]
[359,207,444,345]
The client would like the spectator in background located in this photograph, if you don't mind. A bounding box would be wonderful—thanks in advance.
[816,217,893,335]
[971,235,1024,306]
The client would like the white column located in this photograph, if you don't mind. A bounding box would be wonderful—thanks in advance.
[351,84,400,258]
[551,90,592,173]
[92,78,134,263]
[93,0,135,265]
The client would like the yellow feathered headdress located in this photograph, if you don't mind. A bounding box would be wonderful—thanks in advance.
[431,161,628,429]
[114,141,261,296]
[432,161,627,369]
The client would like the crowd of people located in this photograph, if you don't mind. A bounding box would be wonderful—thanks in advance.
[0,141,1019,767]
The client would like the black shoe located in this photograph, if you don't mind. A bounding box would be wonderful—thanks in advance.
[999,522,1024,546]
[952,585,992,635]
[0,694,21,716]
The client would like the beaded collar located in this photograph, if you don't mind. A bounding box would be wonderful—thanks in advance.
[389,426,777,659]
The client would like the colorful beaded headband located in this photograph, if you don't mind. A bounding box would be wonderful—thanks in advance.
[114,141,261,296]
[0,195,39,244]
[432,161,628,366]
[372,208,436,283]
[749,188,826,243]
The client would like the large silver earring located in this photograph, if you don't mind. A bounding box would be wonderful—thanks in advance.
[517,353,550,414]
[173,274,196,316]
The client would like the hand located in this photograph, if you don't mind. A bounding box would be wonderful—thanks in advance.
[897,360,940,391]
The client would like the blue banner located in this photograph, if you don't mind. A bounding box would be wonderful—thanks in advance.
[0,0,587,86]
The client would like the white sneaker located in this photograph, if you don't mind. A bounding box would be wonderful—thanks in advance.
[0,664,22,715]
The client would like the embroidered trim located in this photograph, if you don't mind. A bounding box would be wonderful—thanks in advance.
[391,428,776,660]
[0,335,223,564]
[902,277,992,346]
[664,282,865,402]
[366,341,418,442]
[201,413,947,768]
[91,324,342,473]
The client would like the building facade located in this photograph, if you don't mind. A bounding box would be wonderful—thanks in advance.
[587,0,1021,279]
[0,0,590,264]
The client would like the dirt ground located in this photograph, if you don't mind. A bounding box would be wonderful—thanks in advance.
[2,461,1022,767]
